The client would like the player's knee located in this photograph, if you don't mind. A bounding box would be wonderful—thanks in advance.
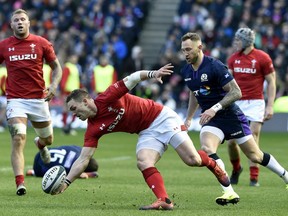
[34,125,53,145]
[185,155,202,167]
[12,134,26,146]
[248,152,262,163]
[41,135,53,146]
[8,123,27,136]
[201,145,213,155]
[136,160,144,170]
[136,159,152,171]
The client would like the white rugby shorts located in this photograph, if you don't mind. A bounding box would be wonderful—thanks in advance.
[136,106,187,156]
[235,99,265,122]
[6,98,51,122]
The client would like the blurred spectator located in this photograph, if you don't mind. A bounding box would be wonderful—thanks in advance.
[3,0,288,110]
[43,63,52,88]
[0,0,150,91]
[156,84,177,110]
[90,55,118,96]
[156,0,288,108]
[123,45,145,77]
[60,54,83,135]
[273,96,288,113]
[0,64,7,132]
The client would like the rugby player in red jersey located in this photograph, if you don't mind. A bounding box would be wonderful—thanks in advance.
[0,9,62,196]
[52,63,231,210]
[227,27,276,187]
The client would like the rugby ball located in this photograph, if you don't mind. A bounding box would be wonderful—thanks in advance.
[42,165,66,194]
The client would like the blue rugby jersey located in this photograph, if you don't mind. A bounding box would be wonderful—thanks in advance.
[181,56,233,112]
[33,145,81,177]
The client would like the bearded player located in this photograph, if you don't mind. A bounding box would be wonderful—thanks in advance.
[227,27,276,187]
[0,9,62,195]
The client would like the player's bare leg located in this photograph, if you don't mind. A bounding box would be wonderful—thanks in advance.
[31,121,53,164]
[200,131,240,205]
[240,137,288,188]
[8,117,28,196]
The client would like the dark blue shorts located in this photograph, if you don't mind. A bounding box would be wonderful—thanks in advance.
[202,104,252,142]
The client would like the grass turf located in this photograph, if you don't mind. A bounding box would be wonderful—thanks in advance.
[0,128,287,216]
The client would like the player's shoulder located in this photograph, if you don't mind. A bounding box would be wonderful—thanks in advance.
[205,55,224,66]
[0,36,15,47]
[180,64,190,74]
[253,48,271,59]
[29,34,51,45]
[228,51,241,60]
[206,56,227,69]
[28,34,51,47]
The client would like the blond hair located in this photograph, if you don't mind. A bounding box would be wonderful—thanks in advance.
[11,9,29,21]
[181,32,201,42]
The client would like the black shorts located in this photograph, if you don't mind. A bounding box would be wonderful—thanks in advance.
[203,104,252,142]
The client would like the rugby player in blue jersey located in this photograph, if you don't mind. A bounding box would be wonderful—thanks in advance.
[26,145,98,179]
[180,32,288,206]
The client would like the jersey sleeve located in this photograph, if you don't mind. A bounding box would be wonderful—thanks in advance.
[260,52,274,76]
[214,59,234,87]
[84,125,101,148]
[41,37,57,63]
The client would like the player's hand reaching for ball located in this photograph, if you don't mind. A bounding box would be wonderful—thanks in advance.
[51,180,68,195]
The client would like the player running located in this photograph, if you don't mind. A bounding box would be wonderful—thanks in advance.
[180,32,288,205]
[227,27,276,187]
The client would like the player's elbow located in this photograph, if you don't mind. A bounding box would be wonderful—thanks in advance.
[236,88,242,100]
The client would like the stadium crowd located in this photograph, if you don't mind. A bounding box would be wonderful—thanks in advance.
[1,0,288,116]
[0,0,150,95]
[156,0,288,108]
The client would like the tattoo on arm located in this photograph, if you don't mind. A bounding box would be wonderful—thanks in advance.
[220,80,242,108]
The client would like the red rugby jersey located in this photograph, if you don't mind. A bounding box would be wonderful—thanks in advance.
[0,34,56,99]
[227,48,274,100]
[84,80,163,148]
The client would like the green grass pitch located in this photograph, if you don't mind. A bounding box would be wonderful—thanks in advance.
[0,128,287,216]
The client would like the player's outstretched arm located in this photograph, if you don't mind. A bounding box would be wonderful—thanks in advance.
[52,147,96,195]
[124,63,174,90]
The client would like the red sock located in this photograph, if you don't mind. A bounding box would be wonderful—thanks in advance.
[250,166,259,181]
[197,150,212,167]
[15,175,24,187]
[36,139,45,150]
[142,167,168,200]
[230,159,241,171]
